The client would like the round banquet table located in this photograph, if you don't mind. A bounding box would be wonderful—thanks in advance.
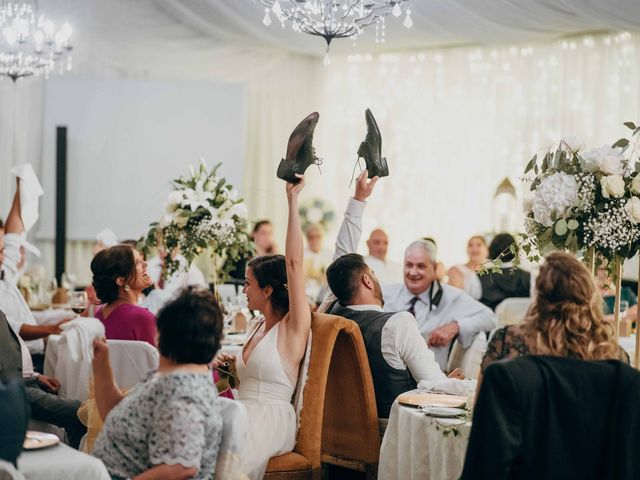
[18,443,110,480]
[379,398,472,480]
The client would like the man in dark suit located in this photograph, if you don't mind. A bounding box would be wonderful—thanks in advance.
[479,233,531,311]
[0,309,86,448]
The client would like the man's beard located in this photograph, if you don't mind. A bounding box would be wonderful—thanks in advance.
[373,279,384,307]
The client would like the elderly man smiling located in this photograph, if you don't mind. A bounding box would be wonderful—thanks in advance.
[382,240,496,369]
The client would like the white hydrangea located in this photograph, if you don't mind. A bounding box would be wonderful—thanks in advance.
[531,172,579,227]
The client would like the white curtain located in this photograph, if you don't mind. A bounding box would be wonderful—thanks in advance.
[303,32,640,266]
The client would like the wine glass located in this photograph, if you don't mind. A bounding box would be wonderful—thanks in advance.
[45,278,58,308]
[70,291,88,316]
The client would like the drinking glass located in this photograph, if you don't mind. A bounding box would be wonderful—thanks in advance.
[45,278,58,307]
[70,291,88,316]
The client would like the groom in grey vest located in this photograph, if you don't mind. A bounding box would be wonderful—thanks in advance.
[319,171,466,419]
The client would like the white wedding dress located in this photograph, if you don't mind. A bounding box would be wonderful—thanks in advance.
[236,318,298,480]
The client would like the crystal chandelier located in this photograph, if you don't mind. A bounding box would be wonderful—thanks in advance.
[0,0,73,82]
[257,0,413,51]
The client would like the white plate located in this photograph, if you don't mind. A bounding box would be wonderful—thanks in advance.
[23,431,60,450]
[420,406,466,418]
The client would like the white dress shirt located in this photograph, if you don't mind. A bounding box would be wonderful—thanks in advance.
[364,255,402,285]
[382,282,496,369]
[0,235,44,354]
[2,232,24,285]
[346,304,446,382]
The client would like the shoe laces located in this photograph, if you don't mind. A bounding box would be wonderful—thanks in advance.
[348,156,365,188]
[312,147,323,175]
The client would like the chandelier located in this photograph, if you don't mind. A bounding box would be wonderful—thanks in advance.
[257,1,413,51]
[0,0,73,82]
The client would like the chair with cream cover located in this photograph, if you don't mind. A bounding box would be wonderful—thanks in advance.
[79,340,159,453]
[446,331,488,380]
[320,318,380,479]
[495,298,532,327]
[264,312,355,480]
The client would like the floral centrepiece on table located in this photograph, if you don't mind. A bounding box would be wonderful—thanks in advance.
[520,122,640,265]
[142,160,254,281]
[298,198,335,233]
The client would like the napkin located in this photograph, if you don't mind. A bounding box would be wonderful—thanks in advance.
[10,164,44,233]
[417,378,477,397]
[59,318,105,362]
[96,228,118,247]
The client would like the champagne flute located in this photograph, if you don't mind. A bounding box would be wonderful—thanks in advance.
[70,291,88,316]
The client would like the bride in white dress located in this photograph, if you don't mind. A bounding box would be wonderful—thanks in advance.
[214,174,312,479]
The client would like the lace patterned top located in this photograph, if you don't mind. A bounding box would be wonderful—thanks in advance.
[93,371,223,480]
[481,324,630,373]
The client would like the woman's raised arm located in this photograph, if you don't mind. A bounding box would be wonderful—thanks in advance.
[283,175,312,345]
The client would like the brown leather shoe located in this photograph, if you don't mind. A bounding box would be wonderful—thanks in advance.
[277,112,320,183]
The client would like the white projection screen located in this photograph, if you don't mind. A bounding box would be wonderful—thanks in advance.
[39,75,246,241]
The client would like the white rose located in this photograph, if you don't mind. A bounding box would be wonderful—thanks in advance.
[562,135,585,153]
[159,214,173,228]
[630,175,640,195]
[625,197,640,223]
[174,210,189,228]
[600,174,625,198]
[581,145,624,174]
[307,207,324,224]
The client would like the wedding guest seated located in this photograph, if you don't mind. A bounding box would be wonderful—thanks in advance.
[143,247,207,314]
[596,265,638,321]
[447,235,488,300]
[323,171,468,418]
[364,228,402,284]
[0,182,70,372]
[252,219,277,256]
[303,224,332,305]
[480,252,627,383]
[463,355,640,480]
[213,175,311,480]
[0,309,86,448]
[91,244,157,346]
[0,378,28,467]
[92,288,224,479]
[382,239,496,370]
[478,233,531,310]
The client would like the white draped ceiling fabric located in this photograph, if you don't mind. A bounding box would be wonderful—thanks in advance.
[2,0,640,270]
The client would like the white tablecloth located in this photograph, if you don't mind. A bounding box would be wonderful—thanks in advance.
[619,334,637,361]
[379,398,471,480]
[31,309,73,326]
[18,443,110,480]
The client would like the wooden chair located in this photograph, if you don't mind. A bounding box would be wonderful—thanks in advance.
[265,313,356,480]
[321,319,380,479]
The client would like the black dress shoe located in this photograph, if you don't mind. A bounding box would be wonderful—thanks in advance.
[357,108,389,178]
[277,112,320,183]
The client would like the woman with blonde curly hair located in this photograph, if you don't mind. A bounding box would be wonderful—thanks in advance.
[480,251,626,377]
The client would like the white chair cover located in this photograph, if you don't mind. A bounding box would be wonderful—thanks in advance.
[44,338,159,401]
[446,331,487,380]
[0,459,25,480]
[215,397,250,480]
[495,297,532,327]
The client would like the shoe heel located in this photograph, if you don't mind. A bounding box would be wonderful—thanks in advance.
[379,157,389,177]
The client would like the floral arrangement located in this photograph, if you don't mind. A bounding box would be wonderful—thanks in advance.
[298,198,335,233]
[142,160,254,281]
[519,121,640,266]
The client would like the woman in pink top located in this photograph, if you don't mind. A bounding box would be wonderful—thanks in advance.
[91,244,157,346]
